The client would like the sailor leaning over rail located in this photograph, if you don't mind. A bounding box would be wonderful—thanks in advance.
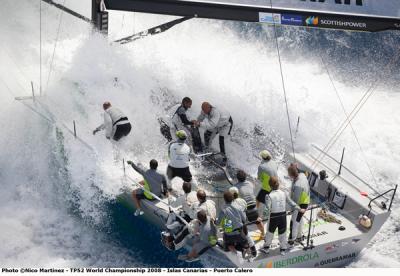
[216,190,249,256]
[229,187,257,258]
[128,159,168,216]
[193,102,232,163]
[167,130,193,187]
[287,163,310,245]
[261,176,304,255]
[234,170,265,240]
[93,101,131,141]
[256,150,278,211]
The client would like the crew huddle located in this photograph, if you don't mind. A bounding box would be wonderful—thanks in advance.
[95,98,310,262]
[128,153,310,262]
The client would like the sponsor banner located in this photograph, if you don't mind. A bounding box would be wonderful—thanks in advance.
[281,14,303,26]
[304,15,369,30]
[258,252,320,268]
[314,252,357,267]
[259,12,281,24]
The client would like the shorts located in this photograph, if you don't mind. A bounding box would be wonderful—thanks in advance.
[113,123,131,141]
[256,189,270,204]
[223,231,248,249]
[134,190,155,201]
[268,212,287,235]
[246,206,259,223]
[167,166,192,182]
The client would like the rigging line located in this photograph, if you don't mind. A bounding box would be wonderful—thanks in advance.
[269,0,296,161]
[45,0,66,92]
[310,83,374,172]
[319,54,378,187]
[310,83,371,170]
[310,49,400,173]
[39,0,42,96]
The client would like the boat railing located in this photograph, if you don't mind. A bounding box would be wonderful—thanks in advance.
[311,144,383,197]
[367,184,398,215]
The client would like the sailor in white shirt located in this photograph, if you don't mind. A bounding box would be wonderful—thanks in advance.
[167,130,193,183]
[194,102,233,159]
[93,102,131,141]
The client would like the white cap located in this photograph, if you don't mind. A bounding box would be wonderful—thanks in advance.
[259,150,272,160]
[229,187,239,195]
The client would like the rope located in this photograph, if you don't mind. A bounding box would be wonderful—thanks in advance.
[269,0,296,161]
[45,0,66,92]
[318,54,378,187]
[310,48,400,173]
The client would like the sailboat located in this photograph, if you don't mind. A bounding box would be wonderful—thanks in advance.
[20,0,400,268]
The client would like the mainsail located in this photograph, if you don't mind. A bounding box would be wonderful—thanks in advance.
[104,0,400,32]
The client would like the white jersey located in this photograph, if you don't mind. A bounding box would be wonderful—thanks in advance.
[197,105,231,131]
[195,200,217,220]
[265,190,298,214]
[232,198,247,212]
[97,107,128,138]
[183,191,199,219]
[168,141,191,168]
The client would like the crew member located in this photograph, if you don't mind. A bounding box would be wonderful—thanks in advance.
[167,130,193,184]
[168,182,199,249]
[171,182,199,222]
[216,191,248,255]
[93,101,131,141]
[234,170,265,239]
[194,189,217,221]
[179,210,218,262]
[194,102,232,160]
[288,163,310,245]
[229,187,247,212]
[256,150,278,209]
[170,97,195,140]
[229,187,257,258]
[128,159,168,216]
[261,176,304,255]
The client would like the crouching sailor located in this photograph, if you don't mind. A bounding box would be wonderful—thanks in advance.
[93,102,131,141]
[261,176,305,255]
[127,159,168,216]
[164,182,199,250]
[193,102,232,162]
[288,163,310,245]
[178,210,218,262]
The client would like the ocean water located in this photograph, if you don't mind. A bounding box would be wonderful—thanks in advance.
[0,0,399,268]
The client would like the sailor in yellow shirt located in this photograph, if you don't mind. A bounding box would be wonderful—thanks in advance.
[287,163,310,245]
[256,150,278,209]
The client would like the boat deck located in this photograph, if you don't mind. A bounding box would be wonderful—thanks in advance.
[247,205,364,260]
